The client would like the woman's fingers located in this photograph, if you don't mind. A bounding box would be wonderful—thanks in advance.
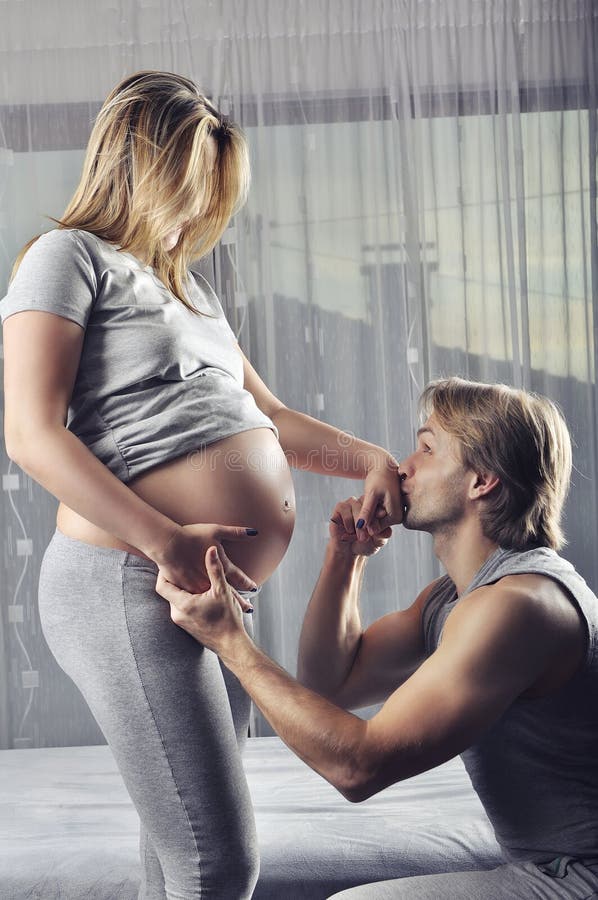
[230,587,255,614]
[359,490,402,536]
[329,496,363,539]
[213,525,260,541]
[356,491,378,538]
[328,494,394,556]
[216,544,258,592]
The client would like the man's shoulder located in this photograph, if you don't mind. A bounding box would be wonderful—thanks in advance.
[453,573,581,642]
[416,574,454,610]
[475,571,574,609]
[416,576,456,653]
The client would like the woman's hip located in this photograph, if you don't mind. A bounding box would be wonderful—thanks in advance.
[38,528,246,748]
[38,528,214,692]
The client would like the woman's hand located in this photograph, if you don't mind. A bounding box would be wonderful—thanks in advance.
[355,452,403,542]
[329,495,393,558]
[151,522,260,594]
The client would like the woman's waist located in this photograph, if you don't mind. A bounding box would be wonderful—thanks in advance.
[70,373,279,481]
[57,428,296,581]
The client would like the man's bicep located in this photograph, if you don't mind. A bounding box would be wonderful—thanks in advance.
[362,589,554,790]
[366,648,514,786]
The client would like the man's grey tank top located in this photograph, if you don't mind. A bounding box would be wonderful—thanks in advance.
[422,546,598,863]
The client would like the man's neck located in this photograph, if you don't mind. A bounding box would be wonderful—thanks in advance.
[433,520,500,595]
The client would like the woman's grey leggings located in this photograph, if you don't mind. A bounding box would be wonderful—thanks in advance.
[38,528,260,900]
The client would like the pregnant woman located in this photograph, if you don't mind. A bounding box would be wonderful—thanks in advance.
[1,71,401,899]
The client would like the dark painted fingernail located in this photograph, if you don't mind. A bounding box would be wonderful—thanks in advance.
[245,607,254,614]
[246,528,259,535]
[356,518,365,529]
[250,587,258,592]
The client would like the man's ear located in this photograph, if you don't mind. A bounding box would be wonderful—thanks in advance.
[468,470,500,500]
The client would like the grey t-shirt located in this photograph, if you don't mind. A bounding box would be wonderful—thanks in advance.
[0,228,278,482]
[422,546,598,863]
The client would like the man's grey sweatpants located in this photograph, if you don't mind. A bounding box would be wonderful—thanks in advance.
[328,855,598,898]
[38,528,259,900]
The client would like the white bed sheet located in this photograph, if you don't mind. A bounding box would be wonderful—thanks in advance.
[0,736,502,899]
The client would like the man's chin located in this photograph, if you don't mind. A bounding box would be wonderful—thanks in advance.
[401,510,431,533]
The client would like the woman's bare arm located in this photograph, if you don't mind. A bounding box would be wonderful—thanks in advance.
[3,310,180,560]
[4,309,261,594]
[238,346,403,532]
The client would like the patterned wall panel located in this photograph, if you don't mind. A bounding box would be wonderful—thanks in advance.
[0,442,105,749]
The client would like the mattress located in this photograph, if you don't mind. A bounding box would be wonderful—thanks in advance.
[0,736,502,899]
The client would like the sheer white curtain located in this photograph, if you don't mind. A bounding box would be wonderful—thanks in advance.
[0,0,595,744]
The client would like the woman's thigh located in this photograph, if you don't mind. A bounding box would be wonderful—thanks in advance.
[38,530,258,898]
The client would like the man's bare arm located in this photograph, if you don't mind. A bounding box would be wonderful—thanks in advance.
[296,543,368,698]
[331,583,437,710]
[297,542,433,709]
[157,554,564,802]
[297,494,433,708]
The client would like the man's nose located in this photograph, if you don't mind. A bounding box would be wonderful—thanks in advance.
[398,453,415,480]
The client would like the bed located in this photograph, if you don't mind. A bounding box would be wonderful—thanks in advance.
[0,736,502,899]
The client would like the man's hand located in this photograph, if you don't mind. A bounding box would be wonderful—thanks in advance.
[329,495,393,557]
[155,546,254,656]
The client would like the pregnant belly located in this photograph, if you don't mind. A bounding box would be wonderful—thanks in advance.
[56,428,295,586]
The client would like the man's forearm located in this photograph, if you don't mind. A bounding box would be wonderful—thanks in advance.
[155,544,396,801]
[221,633,371,800]
[297,543,367,697]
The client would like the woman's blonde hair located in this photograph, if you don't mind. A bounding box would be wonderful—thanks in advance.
[420,377,573,551]
[13,70,250,312]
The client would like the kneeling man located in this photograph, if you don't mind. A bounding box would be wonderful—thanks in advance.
[157,377,598,899]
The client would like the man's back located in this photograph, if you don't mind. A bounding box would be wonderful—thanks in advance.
[422,546,598,863]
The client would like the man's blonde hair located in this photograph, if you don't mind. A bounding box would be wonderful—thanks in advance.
[13,71,250,312]
[420,377,572,550]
